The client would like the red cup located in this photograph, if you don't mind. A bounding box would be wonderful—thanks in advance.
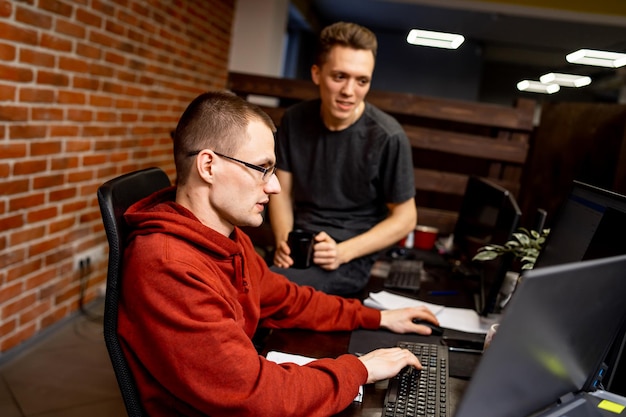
[414,225,438,250]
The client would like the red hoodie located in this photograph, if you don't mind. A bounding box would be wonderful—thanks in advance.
[118,187,382,416]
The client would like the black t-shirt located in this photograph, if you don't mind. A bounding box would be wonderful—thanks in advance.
[276,99,415,242]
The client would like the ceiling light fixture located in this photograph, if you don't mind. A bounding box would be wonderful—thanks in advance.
[406,29,465,50]
[566,49,626,68]
[539,73,592,88]
[517,80,560,94]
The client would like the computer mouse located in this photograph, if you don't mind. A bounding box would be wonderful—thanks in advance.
[412,319,444,336]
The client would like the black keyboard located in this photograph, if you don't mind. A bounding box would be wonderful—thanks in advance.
[384,341,449,417]
[384,259,423,291]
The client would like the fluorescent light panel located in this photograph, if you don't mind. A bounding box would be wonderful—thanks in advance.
[407,29,465,49]
[566,49,626,68]
[539,73,591,88]
[517,80,560,94]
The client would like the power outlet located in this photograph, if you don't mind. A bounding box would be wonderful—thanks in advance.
[74,246,104,273]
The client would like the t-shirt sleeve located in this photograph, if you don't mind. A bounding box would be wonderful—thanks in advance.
[380,129,416,204]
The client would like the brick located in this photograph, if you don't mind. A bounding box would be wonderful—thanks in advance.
[51,155,79,170]
[40,33,72,52]
[104,50,125,66]
[89,30,118,49]
[19,87,55,102]
[50,125,79,137]
[55,18,85,39]
[2,292,38,317]
[0,21,38,45]
[105,18,125,36]
[0,63,34,82]
[9,125,46,139]
[59,56,89,73]
[32,107,64,120]
[45,246,73,266]
[49,216,76,234]
[76,42,101,59]
[2,179,29,195]
[20,301,52,325]
[31,141,62,155]
[0,42,16,60]
[0,105,28,121]
[49,187,77,202]
[61,200,87,213]
[73,76,100,90]
[66,140,91,152]
[67,108,92,121]
[0,213,24,232]
[92,0,115,17]
[28,235,62,257]
[0,83,16,100]
[89,62,114,77]
[0,246,25,269]
[0,320,17,344]
[36,70,69,86]
[96,110,116,122]
[13,158,45,175]
[39,0,73,18]
[0,143,26,159]
[10,193,45,211]
[57,90,86,104]
[33,173,64,189]
[89,94,112,107]
[10,224,45,245]
[75,7,102,28]
[40,305,70,329]
[0,1,12,18]
[16,5,53,29]
[27,206,58,224]
[83,153,107,166]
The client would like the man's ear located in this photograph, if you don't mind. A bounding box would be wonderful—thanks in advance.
[196,150,215,184]
[311,64,320,85]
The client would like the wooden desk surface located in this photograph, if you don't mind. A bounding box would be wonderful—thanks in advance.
[261,263,482,416]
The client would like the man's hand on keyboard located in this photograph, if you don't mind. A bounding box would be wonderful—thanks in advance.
[379,306,439,335]
[357,347,422,384]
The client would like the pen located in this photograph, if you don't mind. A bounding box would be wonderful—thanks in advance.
[428,290,459,296]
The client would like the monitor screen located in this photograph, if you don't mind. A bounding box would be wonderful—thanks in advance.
[452,176,522,316]
[454,255,626,417]
[534,181,626,268]
[453,176,521,261]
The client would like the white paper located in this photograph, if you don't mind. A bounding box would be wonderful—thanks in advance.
[364,290,489,334]
[365,291,445,314]
[266,351,363,402]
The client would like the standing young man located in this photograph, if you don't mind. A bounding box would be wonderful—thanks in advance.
[270,22,417,295]
[118,91,438,417]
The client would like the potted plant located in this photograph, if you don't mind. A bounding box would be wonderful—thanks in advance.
[472,227,550,271]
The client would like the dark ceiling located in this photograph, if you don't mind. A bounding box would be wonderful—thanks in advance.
[302,0,626,102]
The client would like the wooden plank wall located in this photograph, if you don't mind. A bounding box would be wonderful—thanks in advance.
[228,72,536,235]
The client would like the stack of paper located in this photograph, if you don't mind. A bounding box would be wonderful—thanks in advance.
[364,290,491,334]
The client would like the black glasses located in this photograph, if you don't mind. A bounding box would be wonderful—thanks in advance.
[186,150,276,182]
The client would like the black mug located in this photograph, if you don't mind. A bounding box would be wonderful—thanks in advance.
[287,229,316,269]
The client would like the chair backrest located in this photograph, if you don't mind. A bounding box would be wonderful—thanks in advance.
[97,167,171,417]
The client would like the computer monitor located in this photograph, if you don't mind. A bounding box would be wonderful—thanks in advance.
[454,255,626,417]
[530,181,626,396]
[452,176,522,316]
[453,176,521,262]
[534,181,626,268]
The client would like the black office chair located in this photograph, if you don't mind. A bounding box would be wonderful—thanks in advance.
[97,167,171,417]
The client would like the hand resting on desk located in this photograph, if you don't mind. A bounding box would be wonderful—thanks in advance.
[379,306,440,335]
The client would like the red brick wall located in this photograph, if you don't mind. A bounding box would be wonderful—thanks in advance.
[0,0,235,354]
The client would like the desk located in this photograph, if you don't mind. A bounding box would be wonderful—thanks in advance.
[261,270,484,417]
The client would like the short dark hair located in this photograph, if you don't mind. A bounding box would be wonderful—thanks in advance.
[315,21,377,66]
[172,91,276,185]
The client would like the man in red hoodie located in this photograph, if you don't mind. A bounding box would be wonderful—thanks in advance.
[118,91,439,417]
